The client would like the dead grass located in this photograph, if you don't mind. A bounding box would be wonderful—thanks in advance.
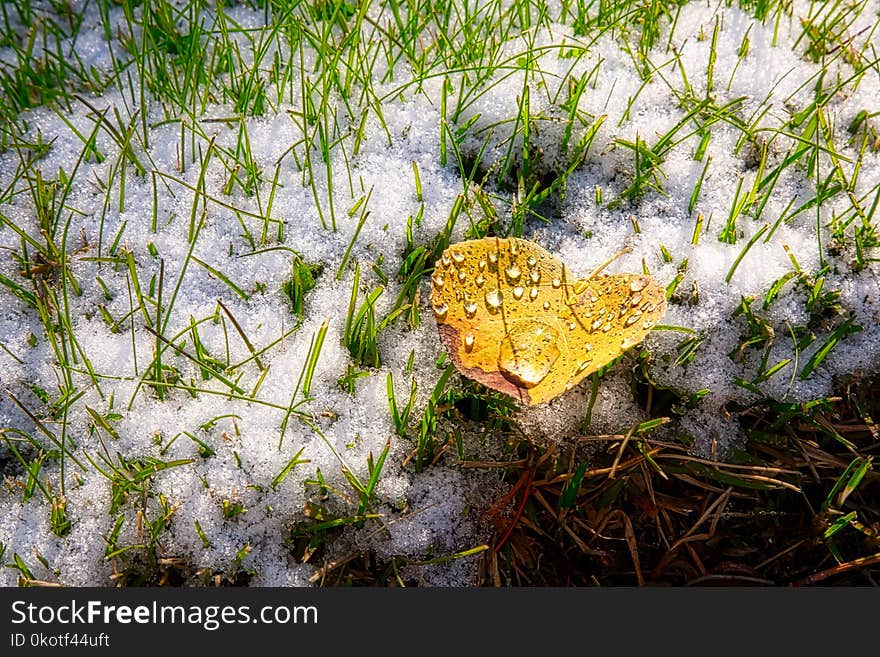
[471,373,880,586]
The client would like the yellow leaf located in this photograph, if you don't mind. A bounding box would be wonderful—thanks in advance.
[431,237,666,405]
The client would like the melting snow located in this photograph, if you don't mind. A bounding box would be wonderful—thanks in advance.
[1,1,879,585]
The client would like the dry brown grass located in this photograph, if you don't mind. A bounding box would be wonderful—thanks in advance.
[472,373,880,586]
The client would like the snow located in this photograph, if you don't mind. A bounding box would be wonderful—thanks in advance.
[1,0,879,586]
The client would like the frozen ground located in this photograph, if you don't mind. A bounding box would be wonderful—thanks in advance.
[0,0,878,585]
